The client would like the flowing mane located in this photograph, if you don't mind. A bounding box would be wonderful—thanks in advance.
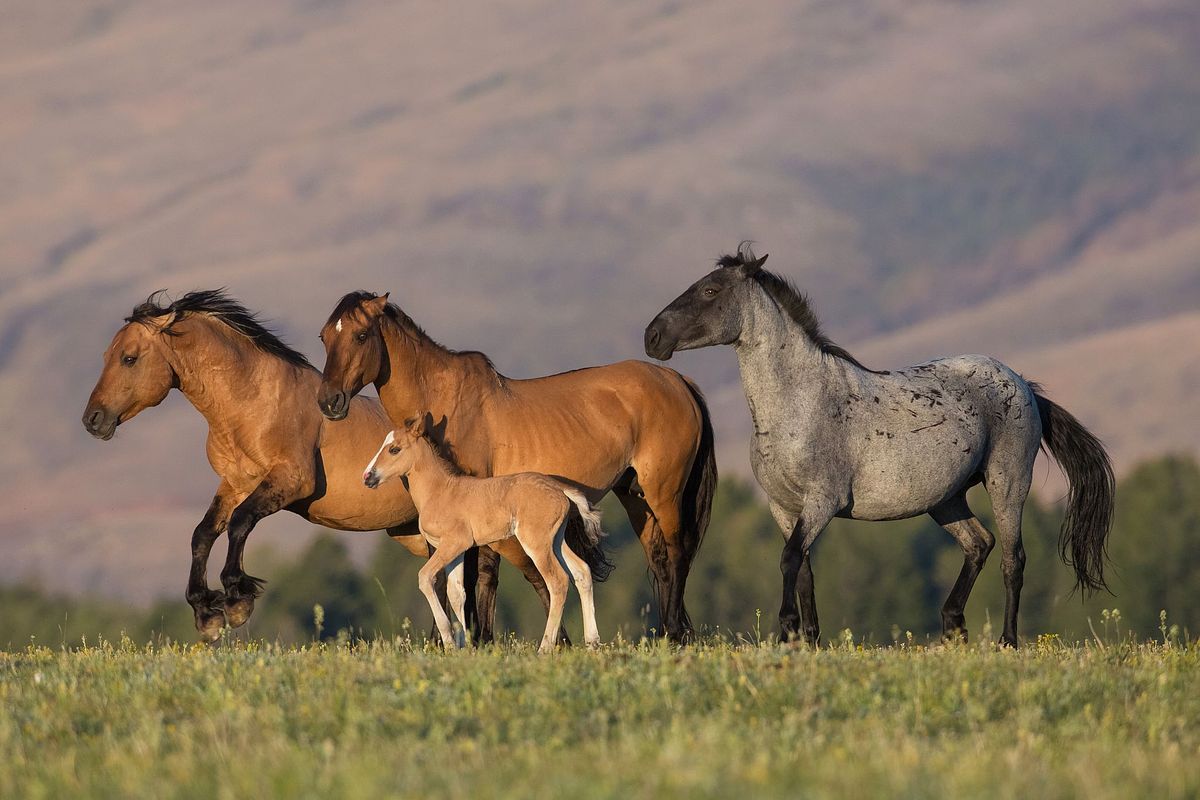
[127,289,314,370]
[717,250,885,374]
[329,290,498,373]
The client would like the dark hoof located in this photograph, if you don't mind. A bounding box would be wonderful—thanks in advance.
[998,635,1019,649]
[224,595,256,628]
[195,610,227,643]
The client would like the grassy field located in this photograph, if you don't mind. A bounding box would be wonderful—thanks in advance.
[2,634,1197,799]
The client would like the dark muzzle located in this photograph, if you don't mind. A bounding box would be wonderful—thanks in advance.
[318,385,350,421]
[82,406,118,440]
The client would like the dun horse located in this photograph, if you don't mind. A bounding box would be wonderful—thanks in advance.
[317,291,717,642]
[645,243,1115,647]
[81,290,561,641]
[363,417,604,652]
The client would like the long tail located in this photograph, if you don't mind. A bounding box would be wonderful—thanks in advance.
[680,377,717,565]
[562,488,614,583]
[1030,383,1116,594]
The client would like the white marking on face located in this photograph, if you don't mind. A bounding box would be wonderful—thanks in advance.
[335,319,343,333]
[364,430,395,481]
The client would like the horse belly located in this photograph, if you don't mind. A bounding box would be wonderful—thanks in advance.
[846,430,984,521]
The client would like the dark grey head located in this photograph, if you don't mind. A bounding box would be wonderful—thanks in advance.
[643,242,769,360]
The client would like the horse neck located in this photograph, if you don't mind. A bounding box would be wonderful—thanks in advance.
[401,439,455,507]
[733,294,845,431]
[376,318,494,426]
[165,316,308,432]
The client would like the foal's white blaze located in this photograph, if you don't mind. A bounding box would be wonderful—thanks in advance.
[335,319,343,333]
[364,430,395,481]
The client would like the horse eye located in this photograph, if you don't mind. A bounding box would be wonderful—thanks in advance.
[702,286,720,298]
[389,446,401,455]
[356,331,368,343]
[122,354,138,366]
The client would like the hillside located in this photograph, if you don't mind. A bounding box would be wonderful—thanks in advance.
[1,0,1197,600]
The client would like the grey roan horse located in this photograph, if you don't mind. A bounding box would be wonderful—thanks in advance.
[644,243,1114,647]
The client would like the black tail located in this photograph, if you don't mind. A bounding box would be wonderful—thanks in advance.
[563,490,614,583]
[1031,384,1115,595]
[679,378,717,592]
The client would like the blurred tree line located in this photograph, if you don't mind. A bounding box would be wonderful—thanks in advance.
[3,455,1196,649]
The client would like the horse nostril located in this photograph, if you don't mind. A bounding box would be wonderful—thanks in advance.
[85,409,102,430]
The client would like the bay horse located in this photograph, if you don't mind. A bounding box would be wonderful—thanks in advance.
[81,290,560,641]
[644,243,1115,647]
[363,416,605,652]
[316,291,717,642]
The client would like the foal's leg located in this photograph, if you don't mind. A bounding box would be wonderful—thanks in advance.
[417,541,469,648]
[387,524,454,645]
[930,495,995,642]
[445,553,471,648]
[555,530,600,647]
[187,484,241,642]
[518,516,572,653]
[490,536,571,645]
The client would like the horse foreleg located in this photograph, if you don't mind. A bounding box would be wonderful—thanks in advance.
[445,552,470,647]
[187,484,240,642]
[219,474,299,629]
[774,503,832,646]
[418,539,468,649]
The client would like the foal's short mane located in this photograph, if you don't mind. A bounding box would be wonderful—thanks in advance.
[127,289,314,370]
[717,250,885,374]
[329,290,498,373]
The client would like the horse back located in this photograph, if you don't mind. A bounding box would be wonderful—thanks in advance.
[480,360,704,490]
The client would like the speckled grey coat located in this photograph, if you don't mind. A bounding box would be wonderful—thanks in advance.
[645,244,1114,647]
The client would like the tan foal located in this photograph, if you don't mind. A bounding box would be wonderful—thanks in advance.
[364,418,604,652]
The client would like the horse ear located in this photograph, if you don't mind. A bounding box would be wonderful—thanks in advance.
[364,293,390,316]
[737,242,767,273]
[150,310,181,334]
[405,414,426,436]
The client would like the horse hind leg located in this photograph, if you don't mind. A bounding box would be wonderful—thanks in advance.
[930,494,995,642]
[489,536,571,645]
[986,471,1032,648]
[554,529,600,647]
[615,487,692,642]
[517,514,571,653]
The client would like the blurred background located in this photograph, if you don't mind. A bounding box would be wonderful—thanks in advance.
[1,0,1197,646]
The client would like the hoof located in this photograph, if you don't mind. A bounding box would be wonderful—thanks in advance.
[998,635,1019,649]
[196,611,227,643]
[224,595,256,629]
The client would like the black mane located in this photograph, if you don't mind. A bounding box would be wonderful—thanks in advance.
[326,290,432,341]
[718,250,885,374]
[329,290,498,372]
[127,289,314,370]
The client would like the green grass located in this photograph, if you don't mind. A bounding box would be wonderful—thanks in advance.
[2,636,1197,799]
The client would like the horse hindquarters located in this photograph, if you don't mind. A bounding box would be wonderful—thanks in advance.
[620,376,716,642]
